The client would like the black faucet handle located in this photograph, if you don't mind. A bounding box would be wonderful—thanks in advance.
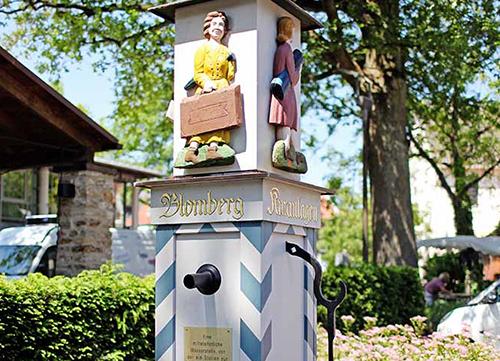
[183,264,222,295]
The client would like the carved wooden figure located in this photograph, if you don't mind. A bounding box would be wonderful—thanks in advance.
[175,11,242,168]
[269,17,307,173]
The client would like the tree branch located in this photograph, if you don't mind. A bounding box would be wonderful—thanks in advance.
[458,158,500,197]
[0,2,31,14]
[296,0,324,12]
[409,129,457,202]
[1,0,148,16]
[83,22,167,47]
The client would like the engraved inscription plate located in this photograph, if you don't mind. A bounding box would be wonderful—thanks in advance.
[184,327,232,361]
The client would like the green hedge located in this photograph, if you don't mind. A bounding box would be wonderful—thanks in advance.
[1,263,425,358]
[0,265,154,361]
[320,264,425,333]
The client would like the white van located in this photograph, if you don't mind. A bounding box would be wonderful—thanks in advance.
[438,279,500,349]
[0,215,58,278]
[0,215,155,278]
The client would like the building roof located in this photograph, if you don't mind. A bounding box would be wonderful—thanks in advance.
[149,0,323,31]
[91,158,164,182]
[0,46,121,172]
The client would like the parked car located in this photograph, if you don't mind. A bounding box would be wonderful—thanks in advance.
[0,215,58,278]
[0,215,155,278]
[437,279,500,348]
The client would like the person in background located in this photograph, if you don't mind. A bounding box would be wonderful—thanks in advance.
[424,272,451,306]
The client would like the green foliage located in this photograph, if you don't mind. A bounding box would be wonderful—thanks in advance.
[423,252,489,294]
[0,265,154,360]
[319,186,364,264]
[407,0,500,235]
[319,264,425,333]
[0,1,174,171]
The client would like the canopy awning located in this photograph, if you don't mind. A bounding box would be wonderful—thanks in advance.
[417,236,500,256]
[0,46,121,172]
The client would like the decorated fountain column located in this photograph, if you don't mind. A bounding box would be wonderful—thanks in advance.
[138,1,326,360]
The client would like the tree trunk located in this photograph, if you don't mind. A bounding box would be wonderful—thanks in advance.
[369,75,417,266]
[449,106,475,236]
[452,196,474,235]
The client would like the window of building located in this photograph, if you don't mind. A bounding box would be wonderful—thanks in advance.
[0,170,37,223]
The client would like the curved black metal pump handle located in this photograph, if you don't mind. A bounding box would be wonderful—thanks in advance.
[286,242,347,361]
[184,264,222,295]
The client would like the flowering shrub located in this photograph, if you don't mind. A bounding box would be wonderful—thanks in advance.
[321,264,424,333]
[318,316,499,361]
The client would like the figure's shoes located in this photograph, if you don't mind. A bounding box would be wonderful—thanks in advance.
[285,144,296,161]
[206,146,223,160]
[184,149,199,163]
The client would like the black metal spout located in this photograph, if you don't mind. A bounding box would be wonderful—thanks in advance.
[183,264,222,295]
[286,242,347,361]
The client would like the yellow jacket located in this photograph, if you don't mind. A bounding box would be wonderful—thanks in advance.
[194,42,235,92]
[190,42,235,145]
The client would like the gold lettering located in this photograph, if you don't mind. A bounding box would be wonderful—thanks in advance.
[217,198,225,215]
[160,193,180,218]
[267,187,280,215]
[227,198,234,215]
[266,187,319,224]
[207,191,217,215]
[159,191,245,220]
[234,198,244,220]
[194,199,207,216]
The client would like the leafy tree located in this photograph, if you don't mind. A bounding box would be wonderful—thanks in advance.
[406,0,499,236]
[1,0,419,265]
[298,0,417,265]
[0,1,174,170]
[319,181,365,265]
[6,1,496,265]
[300,0,498,260]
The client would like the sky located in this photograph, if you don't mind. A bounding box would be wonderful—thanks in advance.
[1,28,361,189]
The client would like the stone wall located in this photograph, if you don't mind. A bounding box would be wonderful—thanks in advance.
[57,170,114,276]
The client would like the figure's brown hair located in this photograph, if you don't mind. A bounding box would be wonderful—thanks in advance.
[276,16,294,43]
[203,11,229,40]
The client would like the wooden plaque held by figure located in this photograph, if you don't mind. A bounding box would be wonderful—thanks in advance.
[180,84,243,138]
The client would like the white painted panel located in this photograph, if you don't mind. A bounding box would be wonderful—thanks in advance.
[173,0,259,176]
[150,181,263,225]
[149,178,323,227]
[176,232,241,361]
[256,0,301,181]
[263,179,321,228]
[267,233,304,360]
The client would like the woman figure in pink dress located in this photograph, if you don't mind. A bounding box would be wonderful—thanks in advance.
[269,16,301,161]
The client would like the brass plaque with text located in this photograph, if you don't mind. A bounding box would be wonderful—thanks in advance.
[184,327,232,361]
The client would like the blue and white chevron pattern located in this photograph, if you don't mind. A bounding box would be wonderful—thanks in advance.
[154,221,317,361]
[155,225,178,361]
[237,221,274,361]
[304,227,317,361]
[273,223,318,361]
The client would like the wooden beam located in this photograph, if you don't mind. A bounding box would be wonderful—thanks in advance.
[0,145,90,172]
[0,47,120,151]
[0,68,101,150]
